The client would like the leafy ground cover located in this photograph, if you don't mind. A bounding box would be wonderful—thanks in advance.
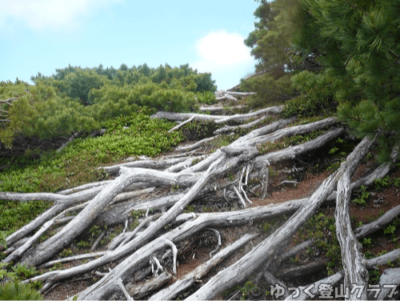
[0,110,183,240]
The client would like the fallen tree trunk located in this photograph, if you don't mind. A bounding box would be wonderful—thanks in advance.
[151,105,283,123]
[214,106,284,124]
[185,136,374,300]
[255,128,344,167]
[176,136,220,152]
[20,167,193,267]
[370,268,400,300]
[275,259,328,279]
[126,272,173,299]
[286,248,400,300]
[214,115,268,135]
[335,170,368,300]
[149,233,258,300]
[198,105,246,112]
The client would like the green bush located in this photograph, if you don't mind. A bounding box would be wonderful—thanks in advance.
[0,281,43,300]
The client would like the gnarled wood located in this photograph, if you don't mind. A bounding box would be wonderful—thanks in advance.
[185,136,374,300]
[149,233,258,300]
[335,170,368,300]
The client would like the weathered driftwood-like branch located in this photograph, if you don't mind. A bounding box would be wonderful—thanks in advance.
[214,115,268,135]
[286,248,400,300]
[199,105,245,112]
[370,268,400,300]
[335,170,368,300]
[56,133,79,153]
[39,252,107,269]
[355,204,400,238]
[126,272,172,299]
[151,105,283,123]
[4,202,88,263]
[275,259,327,279]
[176,136,220,152]
[0,97,18,104]
[185,136,374,300]
[57,180,113,195]
[149,233,258,301]
[248,116,338,147]
[5,186,104,247]
[255,128,344,167]
[168,116,195,133]
[214,106,284,124]
[20,167,191,267]
[263,271,289,299]
[102,157,188,175]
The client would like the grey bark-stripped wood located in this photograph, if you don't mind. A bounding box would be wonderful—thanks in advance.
[214,115,268,135]
[126,272,172,299]
[168,116,195,132]
[20,167,193,267]
[275,259,327,279]
[370,268,400,300]
[255,128,344,167]
[335,170,368,300]
[185,136,374,301]
[102,157,188,175]
[152,105,283,123]
[198,105,245,112]
[176,136,220,152]
[5,186,103,247]
[215,106,283,124]
[149,233,258,301]
[286,248,400,300]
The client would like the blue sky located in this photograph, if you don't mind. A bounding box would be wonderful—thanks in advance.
[0,0,260,90]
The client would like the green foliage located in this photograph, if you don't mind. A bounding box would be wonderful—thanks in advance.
[239,73,293,108]
[369,269,381,283]
[361,238,373,248]
[60,249,73,258]
[0,111,181,240]
[352,186,370,207]
[262,222,271,233]
[183,205,195,213]
[181,120,220,141]
[1,63,215,150]
[129,210,145,219]
[374,176,391,191]
[301,0,400,163]
[282,71,339,118]
[384,225,396,236]
[0,82,97,148]
[297,211,341,275]
[257,130,324,154]
[11,263,38,280]
[239,281,256,300]
[0,281,43,300]
[196,91,217,105]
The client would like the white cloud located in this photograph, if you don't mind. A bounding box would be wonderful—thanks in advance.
[191,30,254,73]
[0,0,123,32]
[191,30,255,90]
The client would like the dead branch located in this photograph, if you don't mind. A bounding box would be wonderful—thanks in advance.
[149,233,258,301]
[168,116,195,133]
[185,136,375,300]
[335,170,368,300]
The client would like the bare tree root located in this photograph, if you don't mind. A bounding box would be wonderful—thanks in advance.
[335,170,368,300]
[149,233,258,301]
[286,248,400,300]
[184,136,375,300]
